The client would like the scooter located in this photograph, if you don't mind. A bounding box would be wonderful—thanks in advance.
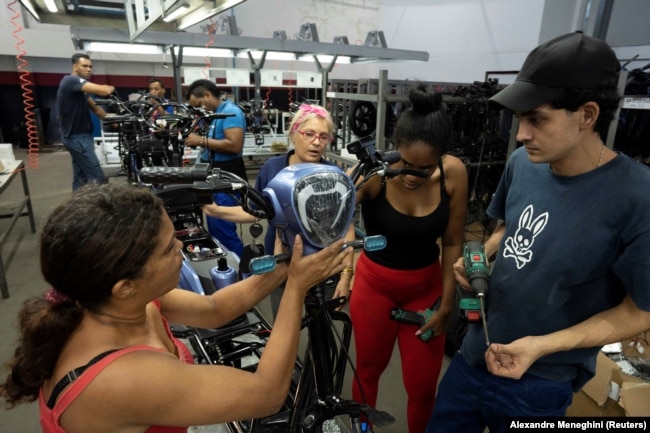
[137,137,424,432]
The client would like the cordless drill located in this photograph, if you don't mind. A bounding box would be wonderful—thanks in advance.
[461,241,491,345]
[390,297,441,342]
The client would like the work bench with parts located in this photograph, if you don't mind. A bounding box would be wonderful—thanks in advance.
[0,159,36,299]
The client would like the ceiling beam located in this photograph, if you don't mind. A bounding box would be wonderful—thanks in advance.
[69,26,429,63]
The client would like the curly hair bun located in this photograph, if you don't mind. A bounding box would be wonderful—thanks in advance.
[409,84,443,114]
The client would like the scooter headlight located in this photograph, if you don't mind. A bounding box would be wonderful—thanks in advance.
[264,164,355,255]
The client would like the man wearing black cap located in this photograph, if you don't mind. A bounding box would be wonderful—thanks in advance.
[427,32,650,432]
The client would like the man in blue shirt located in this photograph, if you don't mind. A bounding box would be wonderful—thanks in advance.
[56,53,115,190]
[184,80,247,258]
[427,31,650,433]
[148,77,175,123]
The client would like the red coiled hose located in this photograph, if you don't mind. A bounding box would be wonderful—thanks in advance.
[8,0,39,170]
[264,87,271,105]
[202,18,217,79]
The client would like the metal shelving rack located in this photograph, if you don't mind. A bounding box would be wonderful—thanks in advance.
[326,71,484,151]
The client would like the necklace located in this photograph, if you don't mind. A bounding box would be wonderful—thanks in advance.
[549,143,606,174]
[596,143,604,168]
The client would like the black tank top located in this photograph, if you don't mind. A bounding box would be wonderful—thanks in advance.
[361,158,450,270]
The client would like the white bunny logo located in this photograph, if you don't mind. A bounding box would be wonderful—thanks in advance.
[503,204,548,269]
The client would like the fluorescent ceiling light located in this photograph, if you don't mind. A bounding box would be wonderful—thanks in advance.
[178,47,234,57]
[177,0,246,31]
[43,0,58,13]
[237,51,297,61]
[176,5,211,31]
[212,0,245,12]
[17,0,40,20]
[163,3,189,22]
[84,42,163,55]
[297,54,351,64]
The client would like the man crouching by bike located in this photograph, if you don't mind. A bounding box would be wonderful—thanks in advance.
[0,182,353,433]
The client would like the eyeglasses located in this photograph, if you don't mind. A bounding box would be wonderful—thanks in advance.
[296,130,333,144]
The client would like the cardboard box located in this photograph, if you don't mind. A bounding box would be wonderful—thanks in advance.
[619,331,650,416]
[566,352,625,417]
[566,350,650,417]
[613,369,650,416]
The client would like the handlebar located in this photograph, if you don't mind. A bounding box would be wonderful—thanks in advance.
[346,138,429,190]
[139,165,212,183]
[103,114,146,124]
[100,92,237,138]
[137,91,162,103]
[139,164,274,220]
[140,136,421,222]
[139,165,250,195]
[94,93,158,120]
[138,137,410,274]
[248,235,387,275]
[170,108,235,138]
[94,98,120,105]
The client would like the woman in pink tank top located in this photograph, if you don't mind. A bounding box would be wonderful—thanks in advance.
[0,182,352,433]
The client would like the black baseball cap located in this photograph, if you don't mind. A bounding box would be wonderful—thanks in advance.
[490,31,620,112]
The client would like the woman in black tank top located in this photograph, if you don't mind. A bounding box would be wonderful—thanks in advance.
[349,84,468,433]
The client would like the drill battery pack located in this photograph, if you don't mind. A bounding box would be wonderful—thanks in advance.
[458,296,483,322]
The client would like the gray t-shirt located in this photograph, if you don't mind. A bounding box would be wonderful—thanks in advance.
[461,147,650,390]
[56,74,92,137]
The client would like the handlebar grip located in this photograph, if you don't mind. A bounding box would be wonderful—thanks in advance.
[157,114,187,122]
[94,99,117,105]
[204,112,236,119]
[103,115,142,123]
[381,150,401,164]
[274,252,291,265]
[138,165,210,184]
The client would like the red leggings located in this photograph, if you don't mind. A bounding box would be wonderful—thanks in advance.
[350,252,445,433]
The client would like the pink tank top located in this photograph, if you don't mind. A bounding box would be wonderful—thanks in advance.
[39,305,194,433]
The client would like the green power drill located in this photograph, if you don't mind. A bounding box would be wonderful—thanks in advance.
[461,241,491,345]
[390,297,441,342]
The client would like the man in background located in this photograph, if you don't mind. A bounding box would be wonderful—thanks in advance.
[148,77,174,123]
[56,53,115,190]
[184,79,248,258]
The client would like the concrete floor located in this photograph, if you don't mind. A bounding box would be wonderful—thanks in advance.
[0,146,453,432]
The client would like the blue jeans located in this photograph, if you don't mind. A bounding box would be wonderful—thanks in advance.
[206,192,243,258]
[61,133,106,190]
[426,352,573,433]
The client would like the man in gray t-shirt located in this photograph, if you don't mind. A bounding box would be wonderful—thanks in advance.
[428,32,650,433]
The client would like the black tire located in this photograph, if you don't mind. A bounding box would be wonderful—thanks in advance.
[348,101,377,137]
[348,101,398,140]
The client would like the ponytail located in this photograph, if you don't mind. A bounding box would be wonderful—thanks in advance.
[0,294,82,408]
[2,183,164,408]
